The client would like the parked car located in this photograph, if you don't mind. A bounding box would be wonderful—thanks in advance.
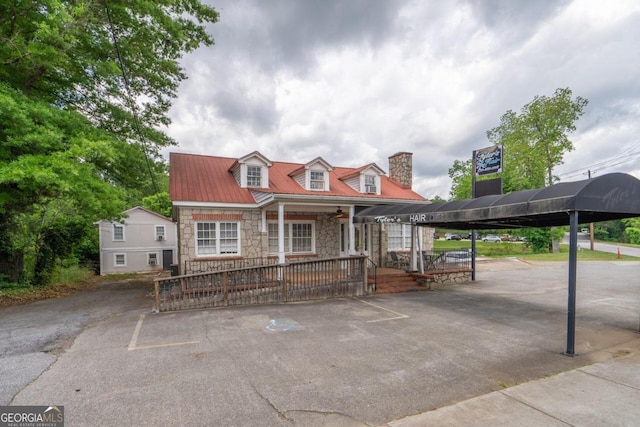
[482,234,502,242]
[462,232,480,240]
[445,233,462,240]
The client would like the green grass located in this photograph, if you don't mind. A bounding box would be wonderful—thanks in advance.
[434,239,637,261]
[49,264,96,284]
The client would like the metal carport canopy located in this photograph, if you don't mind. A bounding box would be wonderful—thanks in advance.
[354,172,640,356]
[354,173,640,229]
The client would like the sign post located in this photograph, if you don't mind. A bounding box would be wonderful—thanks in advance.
[471,145,503,281]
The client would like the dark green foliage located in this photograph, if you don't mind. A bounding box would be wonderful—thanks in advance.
[448,159,472,200]
[1,0,218,153]
[0,0,218,285]
[588,220,630,243]
[521,228,553,253]
[621,218,640,244]
[142,191,173,218]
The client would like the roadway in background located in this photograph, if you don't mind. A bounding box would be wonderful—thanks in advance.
[564,232,640,258]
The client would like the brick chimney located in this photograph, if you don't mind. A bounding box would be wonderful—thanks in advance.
[388,152,413,189]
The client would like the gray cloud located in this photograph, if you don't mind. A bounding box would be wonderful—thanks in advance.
[166,0,640,199]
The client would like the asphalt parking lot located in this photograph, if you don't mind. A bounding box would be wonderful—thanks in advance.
[6,259,640,426]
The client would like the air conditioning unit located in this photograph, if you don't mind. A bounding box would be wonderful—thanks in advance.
[365,185,377,194]
[157,235,164,241]
[149,260,157,266]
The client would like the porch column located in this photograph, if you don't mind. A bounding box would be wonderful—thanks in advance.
[348,206,356,255]
[278,203,285,264]
[417,225,424,274]
[411,224,417,271]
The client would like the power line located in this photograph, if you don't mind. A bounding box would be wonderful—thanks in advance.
[104,0,159,194]
[558,140,640,180]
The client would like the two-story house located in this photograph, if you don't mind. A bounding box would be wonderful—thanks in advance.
[97,206,178,275]
[169,151,433,274]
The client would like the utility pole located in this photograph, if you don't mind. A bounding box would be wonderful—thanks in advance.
[588,170,594,251]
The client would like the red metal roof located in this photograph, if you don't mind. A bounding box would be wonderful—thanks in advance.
[170,152,427,203]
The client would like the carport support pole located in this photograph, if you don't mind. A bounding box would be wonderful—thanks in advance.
[566,211,579,356]
[471,153,477,282]
[471,232,476,281]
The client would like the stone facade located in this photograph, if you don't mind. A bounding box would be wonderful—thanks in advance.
[176,207,343,273]
[388,152,413,188]
[414,269,472,290]
[175,206,434,275]
[315,213,340,258]
[176,207,265,269]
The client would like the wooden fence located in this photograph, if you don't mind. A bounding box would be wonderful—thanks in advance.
[154,256,371,312]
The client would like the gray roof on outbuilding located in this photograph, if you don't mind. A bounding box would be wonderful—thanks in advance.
[354,173,640,229]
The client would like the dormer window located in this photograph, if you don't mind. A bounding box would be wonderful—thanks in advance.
[310,171,325,190]
[247,165,262,187]
[289,157,333,192]
[338,162,384,195]
[229,151,272,189]
[364,175,377,194]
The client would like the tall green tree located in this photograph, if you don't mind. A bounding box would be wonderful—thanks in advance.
[0,1,218,284]
[0,83,127,283]
[449,88,588,199]
[487,87,588,188]
[448,159,473,200]
[1,0,218,153]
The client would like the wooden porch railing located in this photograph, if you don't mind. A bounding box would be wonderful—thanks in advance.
[154,256,371,312]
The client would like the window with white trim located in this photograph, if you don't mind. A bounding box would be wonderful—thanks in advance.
[114,253,126,266]
[268,223,288,253]
[155,225,166,241]
[148,252,158,266]
[113,224,124,241]
[292,223,312,252]
[196,222,240,256]
[310,171,324,190]
[247,165,262,187]
[364,175,377,193]
[268,222,314,254]
[387,223,412,250]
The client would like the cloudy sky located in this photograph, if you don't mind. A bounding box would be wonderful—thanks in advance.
[164,0,640,199]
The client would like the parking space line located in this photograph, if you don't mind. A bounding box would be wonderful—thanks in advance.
[353,298,409,322]
[128,314,145,351]
[128,314,200,351]
[130,341,200,351]
[588,298,637,310]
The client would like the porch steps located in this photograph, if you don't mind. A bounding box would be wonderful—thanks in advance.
[372,271,428,294]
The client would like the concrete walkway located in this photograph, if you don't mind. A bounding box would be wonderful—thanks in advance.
[387,349,640,426]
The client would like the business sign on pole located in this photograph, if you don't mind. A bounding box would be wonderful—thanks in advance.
[474,177,502,197]
[474,145,503,176]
